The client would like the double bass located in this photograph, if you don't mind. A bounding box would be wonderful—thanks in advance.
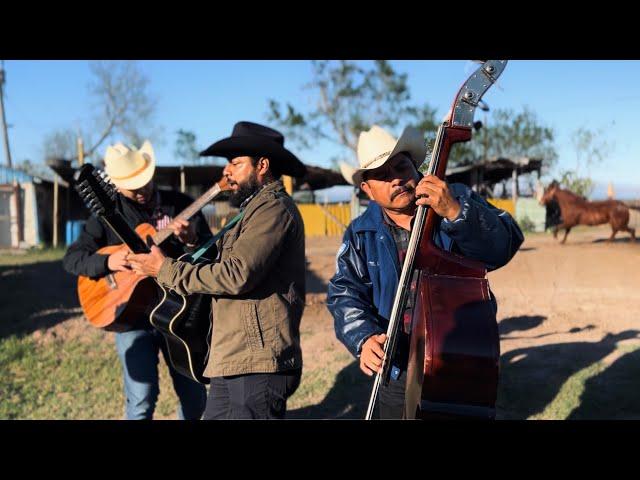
[366,60,508,420]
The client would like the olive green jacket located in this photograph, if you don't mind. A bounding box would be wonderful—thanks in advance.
[156,181,306,377]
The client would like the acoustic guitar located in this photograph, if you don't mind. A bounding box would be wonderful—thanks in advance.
[74,164,229,332]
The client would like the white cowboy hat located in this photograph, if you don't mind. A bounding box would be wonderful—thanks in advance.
[104,140,156,190]
[339,125,427,185]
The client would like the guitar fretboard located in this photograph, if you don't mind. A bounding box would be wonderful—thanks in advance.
[153,182,223,245]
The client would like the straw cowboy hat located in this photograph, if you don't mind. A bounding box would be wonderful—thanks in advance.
[200,121,307,177]
[339,125,427,185]
[104,140,156,191]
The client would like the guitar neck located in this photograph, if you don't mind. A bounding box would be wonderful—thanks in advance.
[153,182,223,245]
[101,213,150,254]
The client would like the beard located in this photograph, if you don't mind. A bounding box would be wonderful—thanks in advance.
[228,172,261,208]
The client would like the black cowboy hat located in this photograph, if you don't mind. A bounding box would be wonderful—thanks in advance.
[199,121,307,178]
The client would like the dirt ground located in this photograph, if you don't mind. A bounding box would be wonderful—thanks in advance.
[4,224,639,419]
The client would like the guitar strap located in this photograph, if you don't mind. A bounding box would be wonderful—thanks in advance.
[190,211,245,262]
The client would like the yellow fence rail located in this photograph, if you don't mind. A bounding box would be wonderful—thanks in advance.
[299,198,516,237]
[298,203,351,237]
[487,198,515,217]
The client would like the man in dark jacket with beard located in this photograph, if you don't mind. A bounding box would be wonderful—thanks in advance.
[328,125,524,419]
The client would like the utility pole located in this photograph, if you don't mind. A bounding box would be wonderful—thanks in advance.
[0,60,13,168]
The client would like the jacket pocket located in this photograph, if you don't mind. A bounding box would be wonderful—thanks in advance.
[242,302,265,352]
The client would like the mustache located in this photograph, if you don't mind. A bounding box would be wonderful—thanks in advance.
[391,185,414,200]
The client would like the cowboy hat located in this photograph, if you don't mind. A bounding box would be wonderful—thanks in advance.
[199,121,307,178]
[104,140,156,191]
[339,125,427,185]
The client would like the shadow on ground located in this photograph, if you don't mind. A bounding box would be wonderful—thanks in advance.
[567,345,640,419]
[497,329,640,419]
[288,361,373,419]
[305,258,329,296]
[0,260,79,339]
[499,315,546,336]
[592,237,637,244]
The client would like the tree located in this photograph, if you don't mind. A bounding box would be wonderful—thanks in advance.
[570,126,611,177]
[449,106,558,169]
[42,61,159,163]
[555,126,613,199]
[266,60,438,170]
[557,170,594,198]
[267,62,558,174]
[41,129,78,161]
[174,129,200,164]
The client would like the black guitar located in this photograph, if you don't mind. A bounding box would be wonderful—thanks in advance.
[148,253,215,385]
[75,163,229,385]
[148,215,242,385]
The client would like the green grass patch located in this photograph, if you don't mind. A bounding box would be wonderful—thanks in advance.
[0,331,178,420]
[0,247,67,267]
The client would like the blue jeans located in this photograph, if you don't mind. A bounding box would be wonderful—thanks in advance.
[115,328,207,420]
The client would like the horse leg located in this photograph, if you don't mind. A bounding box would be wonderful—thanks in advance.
[608,228,618,242]
[553,226,559,239]
[561,227,572,244]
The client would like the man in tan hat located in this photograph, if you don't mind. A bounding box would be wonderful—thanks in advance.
[63,140,213,420]
[327,125,524,419]
[127,122,307,419]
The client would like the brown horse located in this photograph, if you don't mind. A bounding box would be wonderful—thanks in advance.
[539,182,636,244]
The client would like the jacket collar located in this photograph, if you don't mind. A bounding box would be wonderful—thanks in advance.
[352,201,386,233]
[239,179,284,210]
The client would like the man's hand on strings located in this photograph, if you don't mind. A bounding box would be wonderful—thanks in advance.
[360,333,387,376]
[127,246,166,278]
[108,249,132,272]
[415,174,461,221]
[169,218,198,245]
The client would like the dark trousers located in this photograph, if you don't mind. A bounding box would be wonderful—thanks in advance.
[203,369,302,419]
[378,368,407,419]
[378,331,409,420]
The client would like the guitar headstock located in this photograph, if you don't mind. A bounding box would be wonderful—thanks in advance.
[74,163,118,218]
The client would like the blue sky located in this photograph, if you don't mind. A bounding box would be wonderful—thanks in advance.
[2,60,640,198]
